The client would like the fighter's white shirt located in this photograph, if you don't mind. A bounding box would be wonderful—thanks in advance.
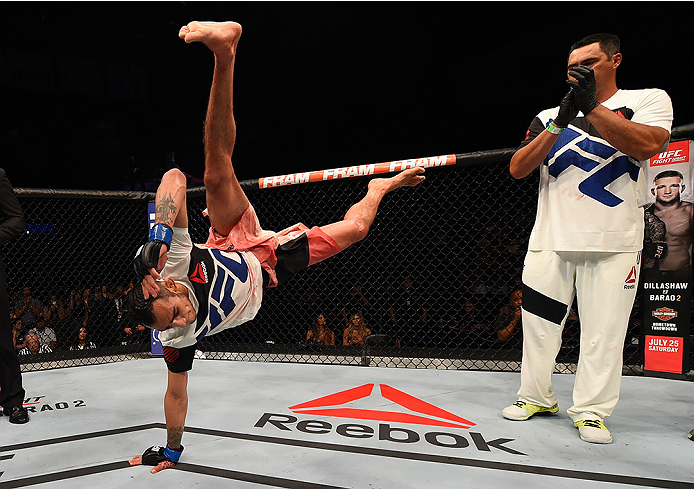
[158,227,264,349]
[523,88,673,252]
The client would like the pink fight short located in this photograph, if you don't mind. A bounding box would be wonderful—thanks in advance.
[204,204,341,287]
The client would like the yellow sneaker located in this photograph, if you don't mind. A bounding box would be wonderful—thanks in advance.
[574,418,612,444]
[502,400,559,421]
[688,428,694,441]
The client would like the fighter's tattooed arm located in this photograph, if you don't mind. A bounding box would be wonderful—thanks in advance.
[155,194,178,228]
[167,425,184,448]
[153,169,188,229]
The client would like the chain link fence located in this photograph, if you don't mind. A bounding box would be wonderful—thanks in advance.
[6,128,694,375]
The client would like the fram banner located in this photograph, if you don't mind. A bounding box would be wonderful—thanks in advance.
[642,140,693,377]
[258,154,457,188]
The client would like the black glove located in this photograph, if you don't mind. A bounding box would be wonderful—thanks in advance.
[566,65,600,115]
[133,241,166,280]
[553,89,579,128]
[141,444,184,466]
[643,241,668,260]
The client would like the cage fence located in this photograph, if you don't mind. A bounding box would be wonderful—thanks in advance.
[4,157,680,376]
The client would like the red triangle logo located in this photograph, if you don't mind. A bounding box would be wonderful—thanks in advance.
[190,262,206,284]
[289,384,475,429]
[625,266,636,284]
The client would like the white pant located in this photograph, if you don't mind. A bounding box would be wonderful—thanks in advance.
[519,250,640,421]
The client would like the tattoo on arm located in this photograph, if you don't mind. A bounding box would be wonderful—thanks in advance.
[167,426,184,448]
[156,195,178,228]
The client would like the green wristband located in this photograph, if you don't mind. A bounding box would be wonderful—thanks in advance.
[546,123,564,135]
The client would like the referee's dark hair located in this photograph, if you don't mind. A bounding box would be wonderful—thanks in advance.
[569,33,621,59]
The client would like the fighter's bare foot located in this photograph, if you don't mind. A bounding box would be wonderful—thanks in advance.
[179,21,242,57]
[369,167,426,194]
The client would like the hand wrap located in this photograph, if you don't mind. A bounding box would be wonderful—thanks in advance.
[133,241,166,280]
[133,223,173,280]
[141,444,184,465]
[150,223,173,249]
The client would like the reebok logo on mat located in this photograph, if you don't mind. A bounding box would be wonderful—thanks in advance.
[288,383,475,429]
[255,384,525,455]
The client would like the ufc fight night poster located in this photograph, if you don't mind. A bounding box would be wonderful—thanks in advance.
[642,140,693,377]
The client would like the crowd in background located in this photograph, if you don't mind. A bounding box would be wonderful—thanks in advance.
[9,223,537,356]
[7,202,653,361]
[10,283,148,356]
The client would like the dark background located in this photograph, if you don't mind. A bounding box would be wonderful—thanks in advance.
[1,2,692,190]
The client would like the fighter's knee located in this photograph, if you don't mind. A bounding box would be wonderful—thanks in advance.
[345,219,369,243]
[204,168,235,193]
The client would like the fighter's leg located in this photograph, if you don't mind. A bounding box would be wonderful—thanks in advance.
[179,21,249,236]
[319,167,425,250]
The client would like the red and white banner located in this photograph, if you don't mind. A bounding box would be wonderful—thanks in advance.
[642,140,693,377]
[258,154,457,188]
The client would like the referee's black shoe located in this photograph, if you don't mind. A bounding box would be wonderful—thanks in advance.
[3,405,30,424]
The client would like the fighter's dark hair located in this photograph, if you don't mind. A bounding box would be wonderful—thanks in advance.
[654,170,684,181]
[125,284,171,328]
[569,33,621,59]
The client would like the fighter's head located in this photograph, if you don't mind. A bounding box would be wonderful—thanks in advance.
[126,278,196,331]
[652,170,684,204]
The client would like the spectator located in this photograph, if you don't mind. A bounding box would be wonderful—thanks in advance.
[112,285,133,343]
[14,286,43,329]
[125,282,135,295]
[90,285,110,333]
[44,294,71,342]
[100,284,123,347]
[461,300,486,333]
[341,283,372,325]
[11,318,27,351]
[18,331,52,355]
[495,289,522,343]
[305,313,335,347]
[69,326,97,350]
[71,288,91,331]
[123,323,149,347]
[28,316,57,350]
[343,313,372,346]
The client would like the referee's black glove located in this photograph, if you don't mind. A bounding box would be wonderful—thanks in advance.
[553,89,579,128]
[567,65,600,115]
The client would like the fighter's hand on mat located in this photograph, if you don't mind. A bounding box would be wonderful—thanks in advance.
[566,66,600,115]
[129,445,183,474]
[553,89,579,128]
[128,454,175,474]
